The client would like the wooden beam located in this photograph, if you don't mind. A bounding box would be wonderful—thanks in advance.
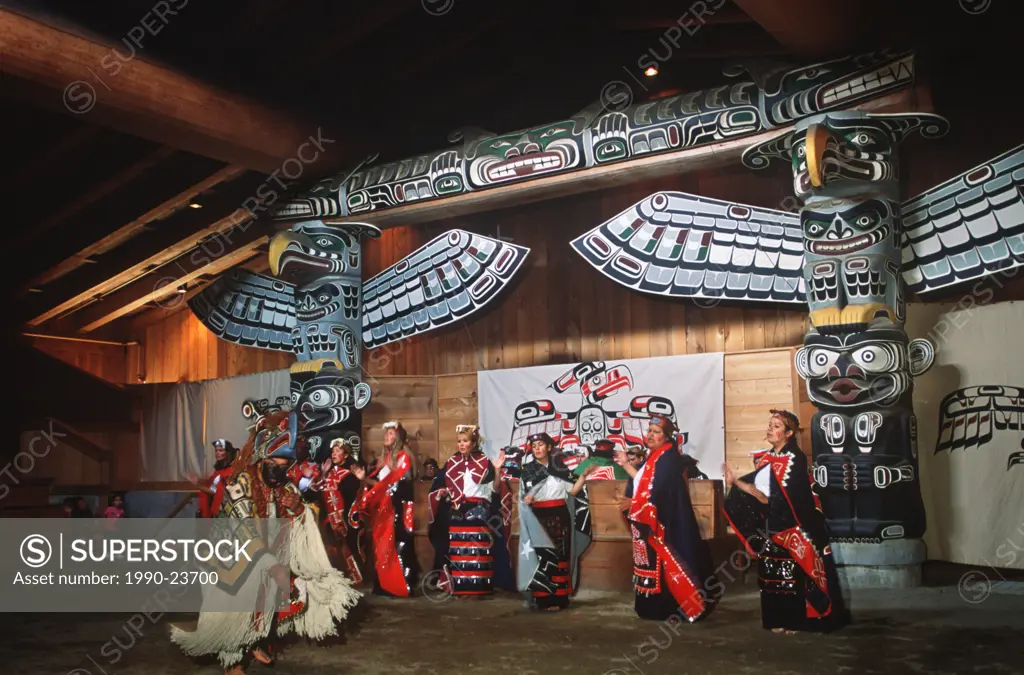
[17,146,176,247]
[45,417,116,464]
[0,9,335,172]
[330,87,921,228]
[729,0,871,57]
[125,254,271,332]
[71,229,270,333]
[23,165,250,306]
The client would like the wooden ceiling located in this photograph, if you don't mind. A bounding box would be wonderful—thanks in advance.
[2,0,1015,342]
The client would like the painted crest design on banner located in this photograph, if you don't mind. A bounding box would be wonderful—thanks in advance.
[477,353,724,479]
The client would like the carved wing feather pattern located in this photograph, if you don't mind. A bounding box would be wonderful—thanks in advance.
[570,191,806,303]
[902,145,1024,295]
[187,269,297,353]
[361,229,530,349]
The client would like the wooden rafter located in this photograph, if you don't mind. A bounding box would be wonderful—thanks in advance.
[17,146,177,247]
[22,165,249,299]
[70,226,270,333]
[0,9,335,172]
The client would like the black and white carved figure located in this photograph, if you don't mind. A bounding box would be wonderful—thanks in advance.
[270,51,916,220]
[754,50,914,128]
[743,111,949,203]
[190,223,529,460]
[794,326,934,542]
[801,198,905,330]
[935,385,1024,471]
[795,327,934,410]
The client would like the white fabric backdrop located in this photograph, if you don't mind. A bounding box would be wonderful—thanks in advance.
[139,369,290,482]
[477,353,725,480]
[908,301,1024,569]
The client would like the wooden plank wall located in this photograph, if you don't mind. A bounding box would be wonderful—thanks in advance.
[30,336,128,385]
[359,376,437,471]
[361,165,810,378]
[131,309,295,383]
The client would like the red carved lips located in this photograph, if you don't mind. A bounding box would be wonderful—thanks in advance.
[828,378,865,403]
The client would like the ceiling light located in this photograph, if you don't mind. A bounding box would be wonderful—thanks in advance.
[644,65,658,77]
[188,201,202,209]
[177,284,187,294]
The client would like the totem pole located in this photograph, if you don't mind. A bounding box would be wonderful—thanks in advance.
[190,222,529,461]
[738,111,947,584]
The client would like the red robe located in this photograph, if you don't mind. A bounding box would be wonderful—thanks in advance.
[351,449,416,597]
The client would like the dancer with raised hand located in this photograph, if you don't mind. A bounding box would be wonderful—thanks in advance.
[723,409,849,634]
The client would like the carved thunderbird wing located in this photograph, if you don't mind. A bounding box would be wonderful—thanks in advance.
[361,229,530,349]
[902,145,1024,295]
[188,269,297,352]
[571,191,805,303]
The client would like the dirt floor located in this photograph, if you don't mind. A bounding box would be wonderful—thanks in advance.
[2,581,1023,675]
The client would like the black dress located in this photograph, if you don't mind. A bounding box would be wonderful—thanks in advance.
[625,442,718,622]
[724,442,849,632]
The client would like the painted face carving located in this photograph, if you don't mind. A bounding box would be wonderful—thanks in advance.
[467,121,585,188]
[577,406,607,446]
[759,51,914,127]
[796,328,935,409]
[801,198,904,330]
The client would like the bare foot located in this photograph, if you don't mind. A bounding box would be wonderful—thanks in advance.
[225,665,245,675]
[251,647,273,664]
[543,606,562,612]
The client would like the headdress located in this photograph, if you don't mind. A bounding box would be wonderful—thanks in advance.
[648,415,677,436]
[769,408,803,433]
[213,438,226,449]
[527,432,555,448]
[382,420,408,446]
[455,424,484,447]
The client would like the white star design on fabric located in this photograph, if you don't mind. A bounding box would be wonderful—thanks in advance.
[520,540,534,556]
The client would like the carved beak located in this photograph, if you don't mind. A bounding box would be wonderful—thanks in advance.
[268,230,306,277]
[805,123,833,188]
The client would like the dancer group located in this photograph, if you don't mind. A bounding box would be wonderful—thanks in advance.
[175,407,847,673]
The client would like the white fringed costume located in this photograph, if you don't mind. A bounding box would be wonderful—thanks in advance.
[171,407,361,668]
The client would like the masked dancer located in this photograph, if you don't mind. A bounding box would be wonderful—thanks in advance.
[351,420,418,597]
[171,409,360,674]
[500,433,593,611]
[723,409,849,634]
[189,438,237,518]
[311,438,367,585]
[615,415,717,622]
[427,425,503,596]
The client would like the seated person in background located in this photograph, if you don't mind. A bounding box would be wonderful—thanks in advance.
[72,496,93,517]
[420,457,439,482]
[104,492,126,518]
[62,496,76,517]
[573,439,629,480]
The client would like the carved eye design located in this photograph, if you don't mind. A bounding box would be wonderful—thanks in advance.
[540,128,564,138]
[852,345,891,370]
[490,140,512,149]
[797,145,806,157]
[316,237,333,247]
[797,68,822,80]
[855,213,877,229]
[850,132,872,145]
[807,348,839,376]
[318,294,330,304]
[806,221,826,237]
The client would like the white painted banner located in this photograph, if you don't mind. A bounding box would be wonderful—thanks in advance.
[477,353,725,479]
[908,301,1024,569]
